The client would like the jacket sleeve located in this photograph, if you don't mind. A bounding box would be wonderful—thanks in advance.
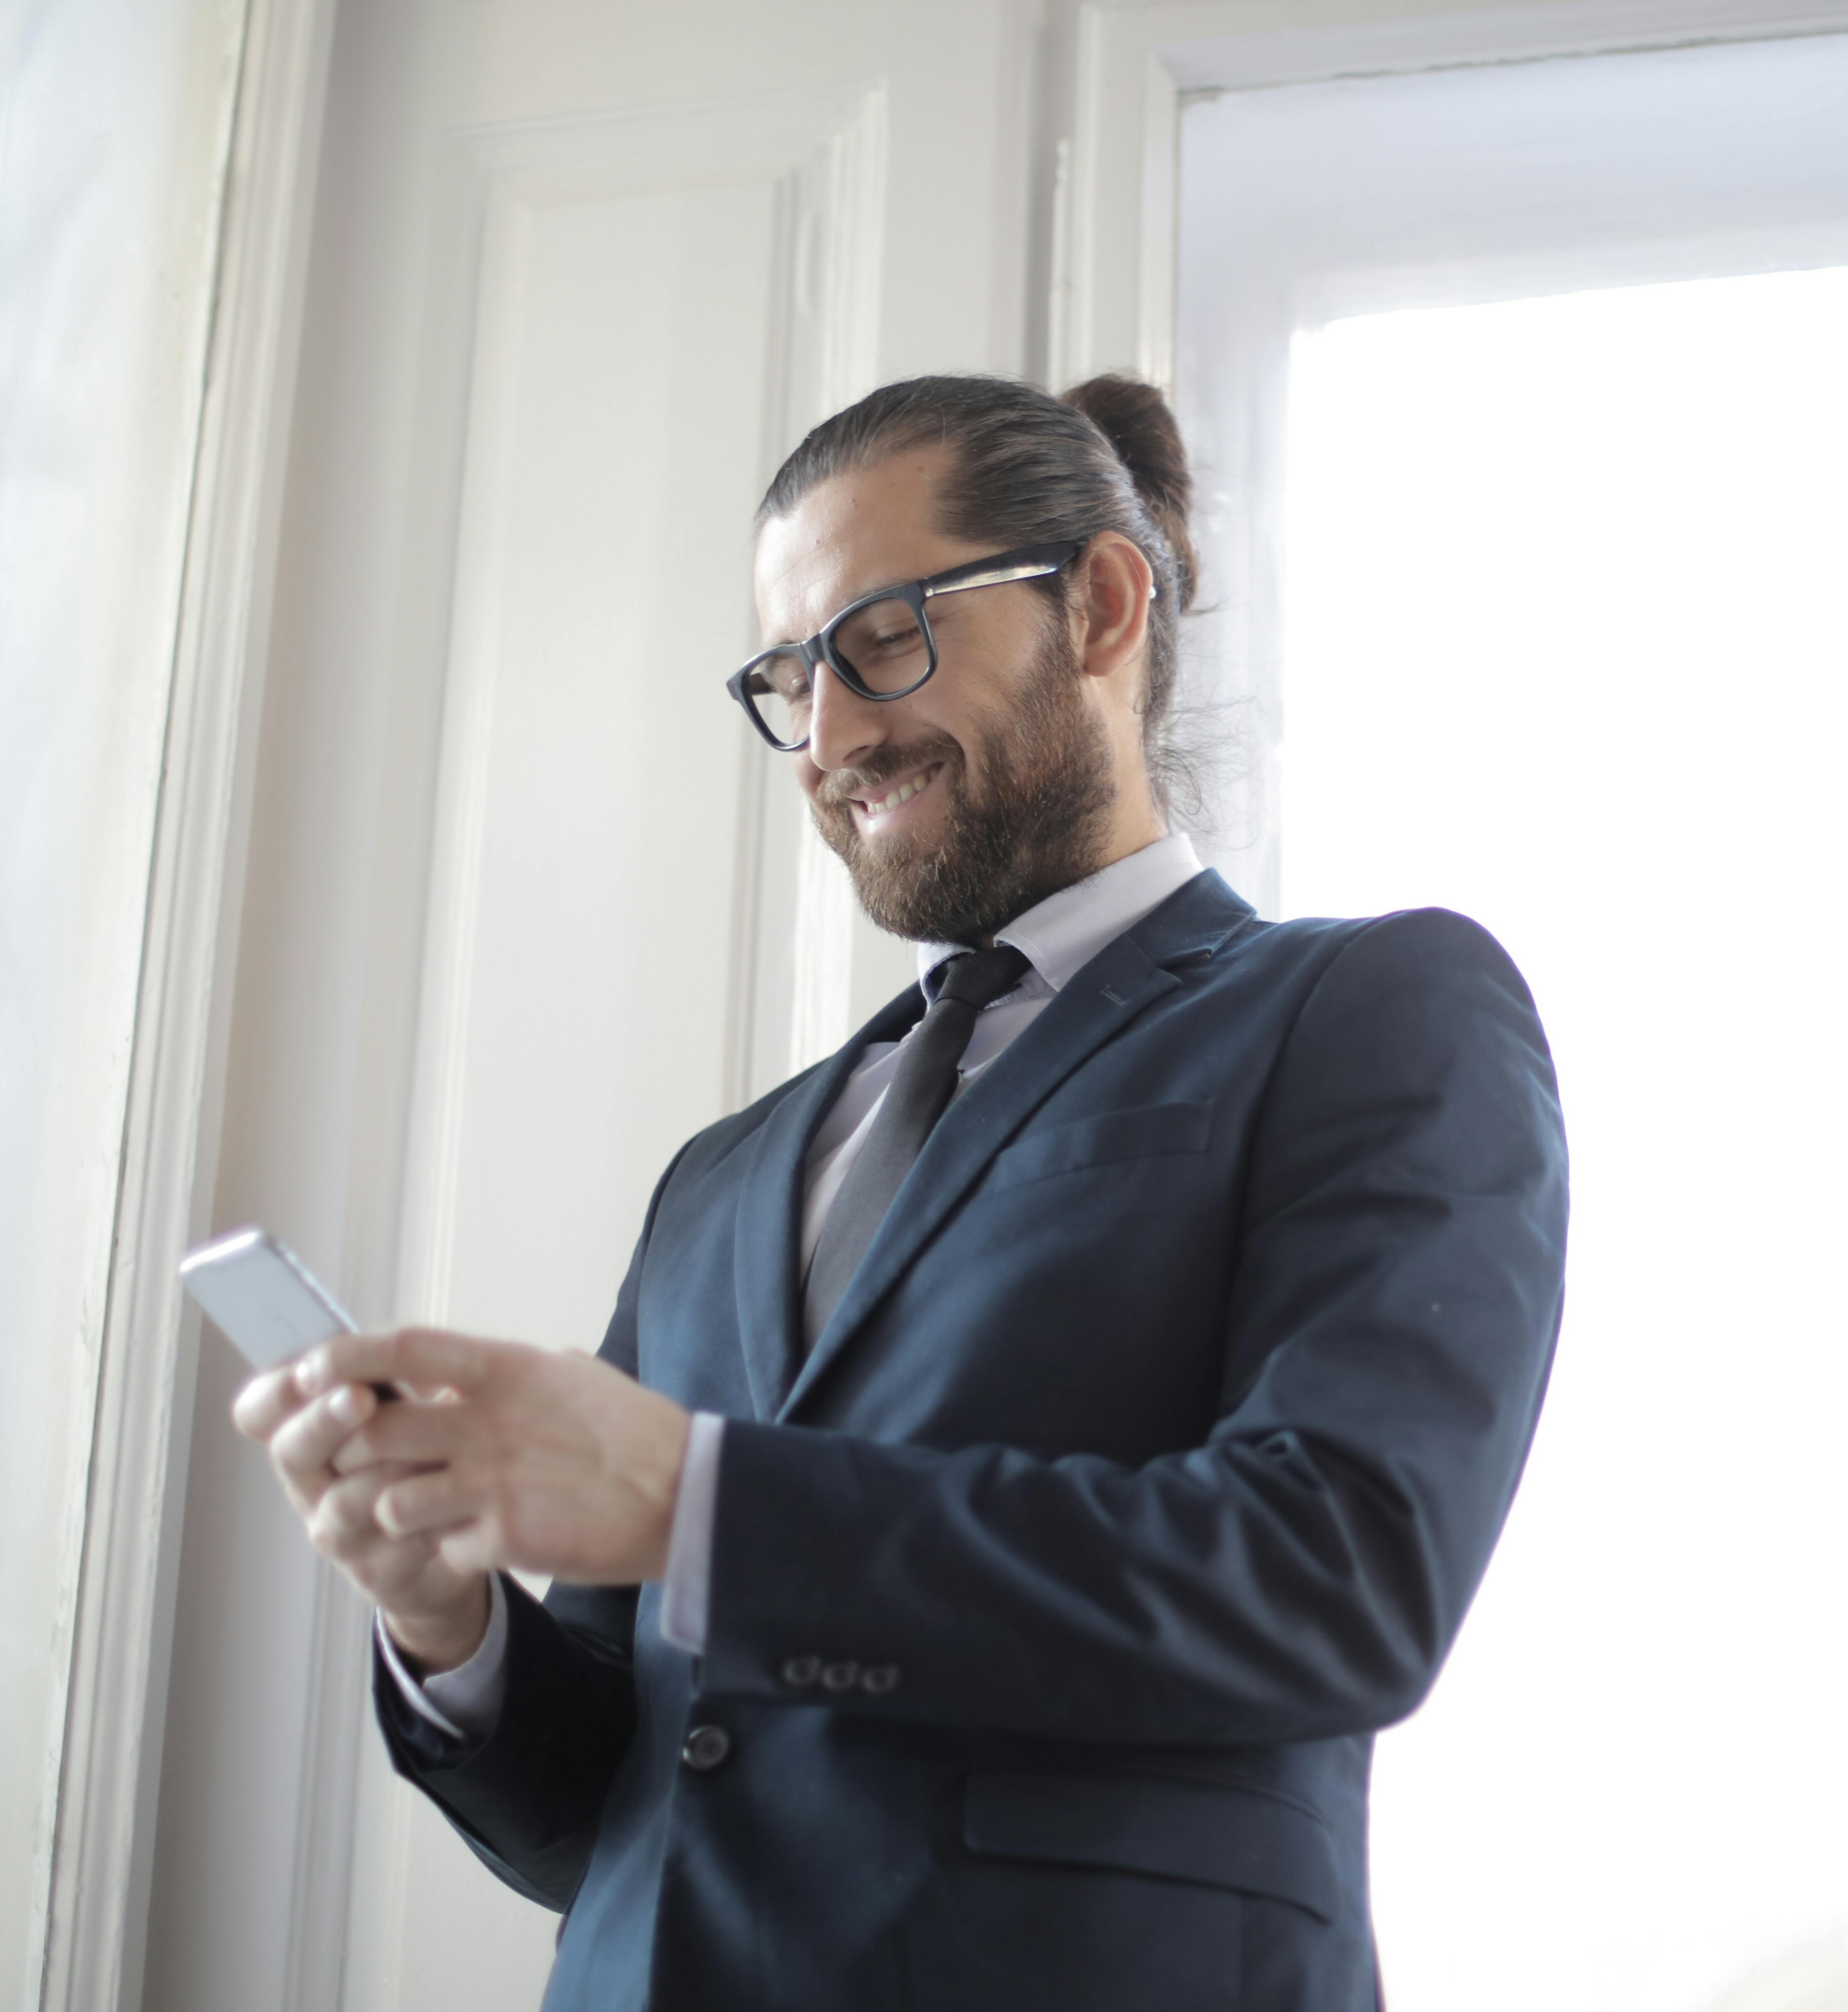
[370,1142,695,1907]
[698,908,1570,1747]
[373,1573,638,1909]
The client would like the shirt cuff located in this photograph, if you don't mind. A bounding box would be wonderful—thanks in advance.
[375,1571,509,1743]
[659,1411,725,1654]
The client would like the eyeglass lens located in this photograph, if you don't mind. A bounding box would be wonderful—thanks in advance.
[742,595,931,746]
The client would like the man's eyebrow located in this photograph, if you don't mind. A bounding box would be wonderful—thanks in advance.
[761,574,917,650]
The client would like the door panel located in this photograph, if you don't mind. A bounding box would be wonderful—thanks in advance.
[151,2,1035,2008]
[351,76,890,2012]
[404,158,784,1355]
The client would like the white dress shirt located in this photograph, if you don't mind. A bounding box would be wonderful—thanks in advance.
[380,832,1206,1741]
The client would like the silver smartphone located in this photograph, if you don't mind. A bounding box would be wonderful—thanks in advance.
[179,1227,358,1371]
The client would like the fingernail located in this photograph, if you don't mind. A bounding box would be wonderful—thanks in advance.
[330,1384,360,1423]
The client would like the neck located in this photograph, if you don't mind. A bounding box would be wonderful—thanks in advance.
[1097,740,1169,869]
[1096,800,1170,875]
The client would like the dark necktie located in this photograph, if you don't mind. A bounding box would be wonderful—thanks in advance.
[803,944,1032,1348]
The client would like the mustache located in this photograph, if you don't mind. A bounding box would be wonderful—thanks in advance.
[813,735,963,811]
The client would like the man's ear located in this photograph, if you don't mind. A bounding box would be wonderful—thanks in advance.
[1074,532,1155,684]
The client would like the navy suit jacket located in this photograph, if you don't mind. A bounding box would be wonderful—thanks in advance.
[377,870,1569,2012]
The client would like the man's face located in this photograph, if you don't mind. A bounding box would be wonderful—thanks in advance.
[752,448,1117,942]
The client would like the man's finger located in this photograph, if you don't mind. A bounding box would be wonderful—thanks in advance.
[376,1466,486,1541]
[435,1523,498,1578]
[231,1362,312,1443]
[300,1327,492,1402]
[269,1381,381,1489]
[329,1398,472,1476]
[308,1464,436,1553]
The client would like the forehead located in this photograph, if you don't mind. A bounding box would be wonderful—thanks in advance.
[753,444,988,643]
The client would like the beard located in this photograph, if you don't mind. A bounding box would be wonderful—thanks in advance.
[809,621,1119,943]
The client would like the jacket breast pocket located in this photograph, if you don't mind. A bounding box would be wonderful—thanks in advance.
[963,1766,1340,1922]
[986,1101,1213,1194]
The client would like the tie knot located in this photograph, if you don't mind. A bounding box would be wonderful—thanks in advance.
[934,944,1032,1012]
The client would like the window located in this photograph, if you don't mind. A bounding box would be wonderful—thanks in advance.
[1289,264,1848,2012]
[1181,34,1848,2012]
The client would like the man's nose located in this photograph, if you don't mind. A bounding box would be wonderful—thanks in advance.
[807,662,890,772]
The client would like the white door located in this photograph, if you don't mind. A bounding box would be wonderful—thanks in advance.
[143,4,1037,2008]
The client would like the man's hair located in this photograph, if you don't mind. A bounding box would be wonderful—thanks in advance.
[757,373,1200,814]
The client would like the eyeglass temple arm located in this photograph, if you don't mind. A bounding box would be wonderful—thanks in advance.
[921,542,1079,600]
[922,562,1055,600]
[922,541,1157,602]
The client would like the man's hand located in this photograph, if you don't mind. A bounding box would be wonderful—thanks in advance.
[232,1360,492,1672]
[306,1329,691,1588]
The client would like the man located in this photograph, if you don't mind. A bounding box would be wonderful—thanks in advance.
[238,373,1568,2011]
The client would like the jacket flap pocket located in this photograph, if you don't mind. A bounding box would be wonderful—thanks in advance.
[963,1767,1339,1922]
[989,1101,1212,1191]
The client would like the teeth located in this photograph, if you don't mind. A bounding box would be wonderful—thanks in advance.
[865,768,934,815]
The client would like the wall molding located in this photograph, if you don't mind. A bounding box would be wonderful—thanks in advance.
[36,3,338,2009]
[282,1569,372,2012]
[784,90,885,1078]
[390,87,887,1323]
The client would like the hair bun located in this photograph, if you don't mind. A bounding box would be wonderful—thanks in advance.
[1060,374,1197,611]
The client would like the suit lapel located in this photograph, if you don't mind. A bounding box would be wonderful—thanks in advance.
[777,871,1255,1422]
[731,986,924,1418]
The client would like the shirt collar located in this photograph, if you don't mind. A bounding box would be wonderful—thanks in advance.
[915,832,1205,999]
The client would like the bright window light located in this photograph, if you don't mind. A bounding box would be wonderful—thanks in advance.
[1283,269,1848,2012]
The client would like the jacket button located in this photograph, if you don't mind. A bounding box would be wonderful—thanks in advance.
[860,1663,900,1695]
[681,1725,732,1772]
[779,1654,821,1689]
[820,1659,860,1692]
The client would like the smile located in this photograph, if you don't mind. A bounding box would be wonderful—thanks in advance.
[853,763,944,827]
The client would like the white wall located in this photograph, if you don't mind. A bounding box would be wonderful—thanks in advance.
[0,0,246,2000]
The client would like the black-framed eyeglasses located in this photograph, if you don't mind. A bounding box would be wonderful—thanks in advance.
[726,540,1085,752]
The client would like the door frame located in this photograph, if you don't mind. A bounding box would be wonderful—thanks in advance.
[1051,0,1848,395]
[1044,0,1848,918]
[38,4,338,2009]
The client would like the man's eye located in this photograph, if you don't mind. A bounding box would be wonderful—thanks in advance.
[757,658,810,700]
